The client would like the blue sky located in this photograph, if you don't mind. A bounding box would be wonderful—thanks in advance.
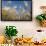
[2,0,32,12]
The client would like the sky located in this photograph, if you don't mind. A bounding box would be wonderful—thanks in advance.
[2,0,32,13]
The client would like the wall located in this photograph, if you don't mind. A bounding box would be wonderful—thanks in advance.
[0,0,46,41]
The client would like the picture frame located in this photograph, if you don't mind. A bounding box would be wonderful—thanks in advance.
[1,0,32,21]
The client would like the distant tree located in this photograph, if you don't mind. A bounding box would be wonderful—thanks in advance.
[2,9,8,20]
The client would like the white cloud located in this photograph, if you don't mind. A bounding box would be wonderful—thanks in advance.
[7,1,12,4]
[3,7,10,10]
[22,8,25,13]
[13,6,17,9]
[20,6,22,8]
[24,1,28,7]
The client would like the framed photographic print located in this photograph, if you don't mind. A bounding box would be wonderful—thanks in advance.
[1,0,32,21]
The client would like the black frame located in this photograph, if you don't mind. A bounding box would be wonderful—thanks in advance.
[1,0,32,21]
